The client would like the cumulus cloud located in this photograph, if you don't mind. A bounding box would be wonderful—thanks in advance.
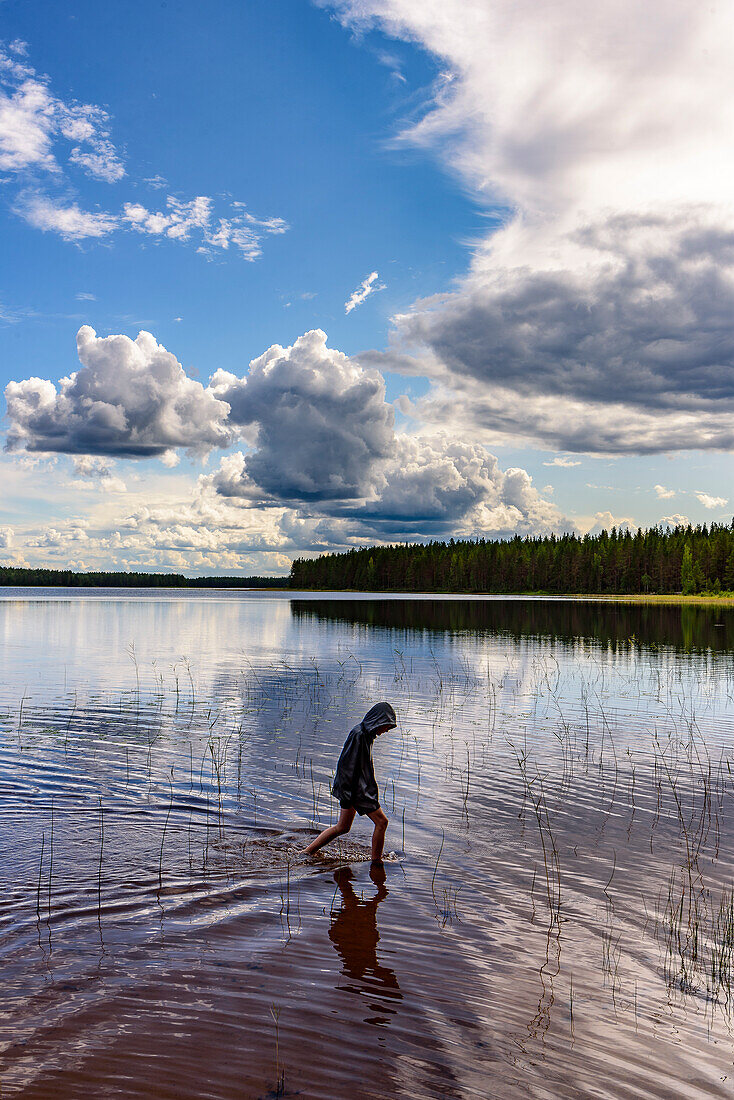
[695,492,728,510]
[345,271,384,313]
[0,526,13,549]
[654,484,675,499]
[210,329,395,500]
[356,434,566,539]
[2,338,569,572]
[661,514,690,528]
[582,510,635,536]
[323,1,734,455]
[209,439,567,544]
[5,326,232,460]
[207,326,569,542]
[122,195,288,259]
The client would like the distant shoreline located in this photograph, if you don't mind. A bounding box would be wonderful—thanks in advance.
[4,565,734,605]
[0,566,289,589]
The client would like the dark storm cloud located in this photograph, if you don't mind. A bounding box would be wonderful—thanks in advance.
[395,211,734,452]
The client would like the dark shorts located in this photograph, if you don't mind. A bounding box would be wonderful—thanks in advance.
[339,799,379,817]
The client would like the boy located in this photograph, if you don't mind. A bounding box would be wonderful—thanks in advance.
[304,702,397,864]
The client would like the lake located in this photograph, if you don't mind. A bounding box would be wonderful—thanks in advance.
[1,589,733,1098]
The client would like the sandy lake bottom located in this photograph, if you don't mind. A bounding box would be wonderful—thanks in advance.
[1,590,734,1097]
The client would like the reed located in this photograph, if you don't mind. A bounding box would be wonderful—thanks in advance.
[128,641,140,699]
[159,776,174,891]
[98,795,104,925]
[36,830,44,924]
[269,1003,285,1097]
[431,827,445,911]
[47,796,54,924]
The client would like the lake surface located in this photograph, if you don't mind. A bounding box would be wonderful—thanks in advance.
[1,589,734,1098]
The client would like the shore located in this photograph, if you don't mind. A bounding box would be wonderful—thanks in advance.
[294,589,734,604]
[542,593,734,605]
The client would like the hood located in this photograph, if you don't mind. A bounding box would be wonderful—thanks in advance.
[361,701,397,740]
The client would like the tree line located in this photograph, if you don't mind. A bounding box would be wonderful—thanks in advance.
[289,523,734,595]
[0,566,288,589]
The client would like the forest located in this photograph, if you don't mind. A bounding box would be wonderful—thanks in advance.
[289,522,734,595]
[0,566,288,588]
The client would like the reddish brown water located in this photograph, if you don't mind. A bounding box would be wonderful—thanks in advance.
[1,590,734,1097]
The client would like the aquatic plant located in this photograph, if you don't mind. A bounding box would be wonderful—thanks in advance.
[269,1003,285,1097]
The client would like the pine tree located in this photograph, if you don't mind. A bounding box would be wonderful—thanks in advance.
[724,547,734,590]
[681,545,695,595]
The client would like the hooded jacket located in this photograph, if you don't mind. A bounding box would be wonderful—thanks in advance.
[331,702,397,815]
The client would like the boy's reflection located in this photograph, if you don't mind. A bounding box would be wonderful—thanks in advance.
[329,864,401,1026]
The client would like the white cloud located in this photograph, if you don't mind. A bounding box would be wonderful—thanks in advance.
[0,526,13,549]
[345,271,385,313]
[0,43,124,180]
[123,195,211,240]
[232,204,288,234]
[0,78,56,173]
[326,0,734,214]
[654,484,675,499]
[0,42,285,261]
[122,195,288,259]
[17,189,290,257]
[70,455,127,493]
[68,140,124,184]
[5,325,232,460]
[27,524,90,548]
[579,510,635,536]
[543,456,580,468]
[695,492,728,510]
[323,1,734,455]
[76,291,97,301]
[660,513,689,527]
[15,194,117,240]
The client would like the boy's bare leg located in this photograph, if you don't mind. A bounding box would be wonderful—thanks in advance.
[304,807,355,855]
[368,807,389,864]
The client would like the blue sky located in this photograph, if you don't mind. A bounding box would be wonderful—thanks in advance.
[2,0,734,575]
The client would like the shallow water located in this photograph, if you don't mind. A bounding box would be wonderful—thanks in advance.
[1,589,734,1097]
